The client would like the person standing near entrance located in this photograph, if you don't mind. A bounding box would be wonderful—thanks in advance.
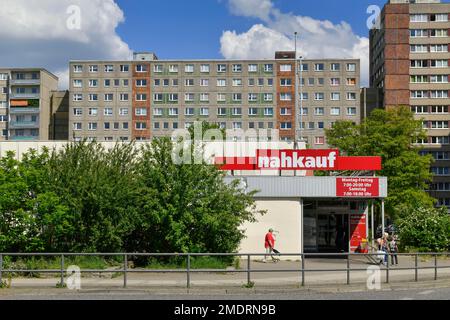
[263,229,275,263]
[389,235,399,265]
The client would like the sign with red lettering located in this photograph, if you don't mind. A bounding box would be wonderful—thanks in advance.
[349,213,367,253]
[215,150,382,171]
[336,178,379,198]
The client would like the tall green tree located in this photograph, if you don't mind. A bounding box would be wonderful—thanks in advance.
[326,107,435,217]
[125,137,264,254]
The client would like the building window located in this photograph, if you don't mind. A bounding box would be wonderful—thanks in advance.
[217,108,227,116]
[280,79,292,86]
[430,29,448,37]
[217,79,227,87]
[135,108,147,116]
[347,63,357,72]
[315,107,325,116]
[232,93,242,102]
[248,108,258,116]
[217,93,226,102]
[88,122,98,131]
[315,137,325,145]
[185,108,195,116]
[248,64,258,72]
[314,63,325,71]
[119,108,128,116]
[167,108,177,116]
[330,78,340,86]
[73,65,83,73]
[217,64,227,73]
[136,79,147,87]
[330,63,340,71]
[89,65,98,73]
[347,107,357,116]
[264,64,273,72]
[136,64,148,72]
[135,122,147,130]
[200,64,210,73]
[232,64,242,72]
[120,65,129,72]
[199,107,209,116]
[431,14,448,22]
[104,65,114,72]
[104,108,113,116]
[169,65,178,73]
[410,14,428,22]
[73,79,82,88]
[281,122,292,130]
[314,93,324,101]
[153,65,163,73]
[184,64,194,73]
[331,92,341,101]
[331,107,340,116]
[410,29,427,37]
[280,64,292,72]
[73,94,83,102]
[264,93,273,102]
[280,93,292,101]
[104,94,113,102]
[200,93,209,102]
[73,123,82,130]
[185,93,195,102]
[347,92,357,100]
[136,94,147,101]
[232,108,242,116]
[232,79,242,87]
[280,108,290,116]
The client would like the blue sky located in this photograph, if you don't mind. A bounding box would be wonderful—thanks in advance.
[1,0,448,88]
[115,0,388,59]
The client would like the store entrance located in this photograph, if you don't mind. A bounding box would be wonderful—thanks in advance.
[317,214,349,253]
[304,200,358,254]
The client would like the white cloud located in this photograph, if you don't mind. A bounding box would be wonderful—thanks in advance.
[0,0,132,89]
[221,0,370,86]
[228,0,274,21]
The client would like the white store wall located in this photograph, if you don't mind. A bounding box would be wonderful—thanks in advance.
[239,199,303,261]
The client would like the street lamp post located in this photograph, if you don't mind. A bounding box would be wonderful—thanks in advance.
[294,32,304,145]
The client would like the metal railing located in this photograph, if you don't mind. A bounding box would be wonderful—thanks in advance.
[0,252,449,289]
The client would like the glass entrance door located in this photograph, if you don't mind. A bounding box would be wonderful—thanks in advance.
[317,214,349,253]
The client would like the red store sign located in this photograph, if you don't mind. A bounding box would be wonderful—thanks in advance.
[216,150,382,171]
[336,178,379,198]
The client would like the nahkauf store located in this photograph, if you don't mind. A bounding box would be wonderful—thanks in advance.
[218,149,387,257]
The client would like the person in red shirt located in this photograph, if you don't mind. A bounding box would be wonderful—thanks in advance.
[263,229,275,262]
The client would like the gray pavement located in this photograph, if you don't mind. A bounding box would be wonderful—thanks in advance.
[1,257,450,299]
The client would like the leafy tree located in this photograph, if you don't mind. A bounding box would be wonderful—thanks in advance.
[45,141,143,252]
[126,137,264,255]
[397,206,450,252]
[326,107,435,216]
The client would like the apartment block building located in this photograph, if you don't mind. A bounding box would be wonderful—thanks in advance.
[69,52,360,146]
[0,68,59,141]
[369,0,450,207]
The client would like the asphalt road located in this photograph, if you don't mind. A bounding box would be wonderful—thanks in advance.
[1,287,449,300]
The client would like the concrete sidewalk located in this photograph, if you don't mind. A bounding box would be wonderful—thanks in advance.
[2,257,450,291]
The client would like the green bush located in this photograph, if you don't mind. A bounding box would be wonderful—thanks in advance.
[0,139,263,255]
[397,206,450,252]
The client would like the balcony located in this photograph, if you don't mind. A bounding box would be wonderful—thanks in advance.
[10,93,40,99]
[9,135,39,141]
[10,107,40,114]
[9,121,40,129]
[10,79,41,86]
